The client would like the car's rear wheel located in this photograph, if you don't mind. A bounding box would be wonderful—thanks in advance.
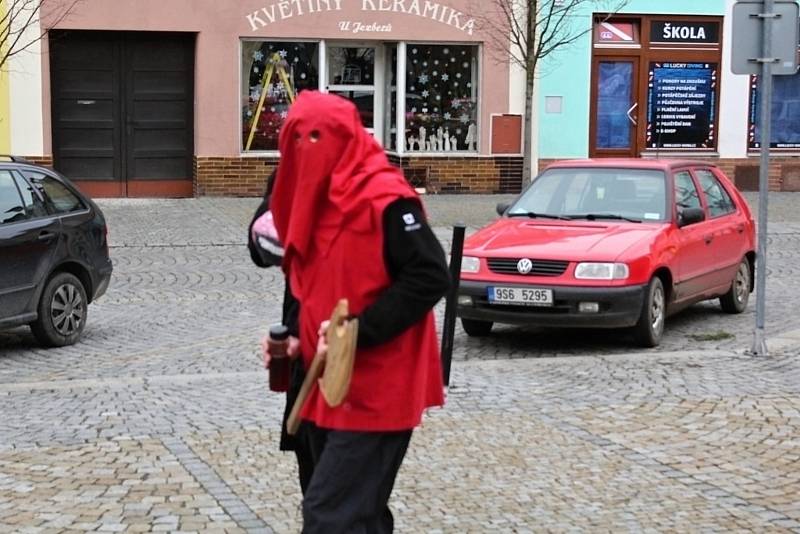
[461,318,493,337]
[632,276,665,348]
[720,257,751,314]
[30,272,88,347]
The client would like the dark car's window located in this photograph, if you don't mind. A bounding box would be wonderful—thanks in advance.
[674,171,702,210]
[695,169,736,218]
[509,168,667,222]
[23,171,86,214]
[13,172,48,219]
[0,170,28,224]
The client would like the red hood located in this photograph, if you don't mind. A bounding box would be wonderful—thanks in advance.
[464,218,666,262]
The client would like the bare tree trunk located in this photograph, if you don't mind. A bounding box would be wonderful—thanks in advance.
[523,64,534,184]
[522,0,538,186]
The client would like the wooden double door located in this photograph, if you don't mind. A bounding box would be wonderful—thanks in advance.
[50,31,195,197]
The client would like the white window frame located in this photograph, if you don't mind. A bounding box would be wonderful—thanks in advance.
[239,39,481,156]
[239,38,322,156]
[395,41,482,156]
[323,41,385,143]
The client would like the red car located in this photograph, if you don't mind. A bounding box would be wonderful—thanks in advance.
[457,159,756,347]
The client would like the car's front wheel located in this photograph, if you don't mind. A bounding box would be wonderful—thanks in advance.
[30,272,88,347]
[632,276,665,348]
[461,318,493,337]
[720,257,751,314]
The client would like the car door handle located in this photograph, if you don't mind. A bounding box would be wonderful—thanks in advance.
[737,223,745,234]
[704,234,713,244]
[37,231,56,242]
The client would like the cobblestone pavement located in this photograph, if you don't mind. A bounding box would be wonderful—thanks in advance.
[1,193,800,532]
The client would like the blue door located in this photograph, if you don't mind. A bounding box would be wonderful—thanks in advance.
[591,58,639,157]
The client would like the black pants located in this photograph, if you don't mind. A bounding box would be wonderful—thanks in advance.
[280,360,315,495]
[302,425,413,534]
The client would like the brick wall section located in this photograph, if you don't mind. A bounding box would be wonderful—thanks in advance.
[389,155,523,194]
[195,156,278,197]
[538,157,800,192]
[196,154,525,196]
[23,155,53,168]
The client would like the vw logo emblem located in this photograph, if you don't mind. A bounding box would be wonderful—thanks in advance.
[517,258,533,274]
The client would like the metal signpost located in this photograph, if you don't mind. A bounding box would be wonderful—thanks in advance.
[732,0,799,356]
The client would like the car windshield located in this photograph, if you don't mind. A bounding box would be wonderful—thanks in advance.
[507,168,668,223]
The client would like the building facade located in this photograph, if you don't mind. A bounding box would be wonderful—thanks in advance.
[21,0,526,197]
[536,0,800,192]
[5,0,798,196]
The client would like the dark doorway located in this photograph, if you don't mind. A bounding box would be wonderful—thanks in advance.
[50,31,195,197]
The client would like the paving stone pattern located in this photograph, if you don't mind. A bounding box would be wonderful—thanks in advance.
[1,193,799,532]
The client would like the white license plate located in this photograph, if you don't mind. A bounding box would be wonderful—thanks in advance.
[488,286,553,306]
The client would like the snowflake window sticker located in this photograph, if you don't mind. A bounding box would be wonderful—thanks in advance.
[403,44,478,152]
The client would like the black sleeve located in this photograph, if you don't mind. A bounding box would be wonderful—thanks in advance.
[282,282,300,338]
[247,195,271,267]
[356,198,451,348]
[247,170,277,268]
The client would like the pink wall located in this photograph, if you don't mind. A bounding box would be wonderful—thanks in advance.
[44,0,509,156]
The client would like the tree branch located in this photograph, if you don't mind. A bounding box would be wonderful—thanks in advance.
[0,0,80,70]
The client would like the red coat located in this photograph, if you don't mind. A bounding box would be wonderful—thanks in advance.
[297,197,444,431]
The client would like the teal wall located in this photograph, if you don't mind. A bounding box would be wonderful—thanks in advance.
[537,0,726,160]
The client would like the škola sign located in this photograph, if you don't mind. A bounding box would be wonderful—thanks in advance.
[246,0,476,35]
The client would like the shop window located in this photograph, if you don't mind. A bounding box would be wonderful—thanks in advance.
[646,62,718,150]
[404,44,479,153]
[241,41,319,152]
[749,72,800,150]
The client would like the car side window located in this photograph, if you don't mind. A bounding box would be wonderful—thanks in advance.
[12,172,49,219]
[0,170,28,224]
[695,169,736,218]
[674,171,702,210]
[23,171,86,214]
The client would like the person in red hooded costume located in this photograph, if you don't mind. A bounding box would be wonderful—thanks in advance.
[270,91,449,533]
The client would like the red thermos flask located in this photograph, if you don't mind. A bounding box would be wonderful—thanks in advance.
[268,324,290,392]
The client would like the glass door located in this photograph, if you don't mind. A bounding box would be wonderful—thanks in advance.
[325,44,382,141]
[590,57,640,157]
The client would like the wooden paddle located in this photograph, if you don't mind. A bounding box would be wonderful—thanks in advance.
[286,299,358,435]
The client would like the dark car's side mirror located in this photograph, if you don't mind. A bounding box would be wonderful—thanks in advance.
[496,202,510,216]
[678,207,705,228]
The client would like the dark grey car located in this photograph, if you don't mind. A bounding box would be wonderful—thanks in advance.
[0,157,112,346]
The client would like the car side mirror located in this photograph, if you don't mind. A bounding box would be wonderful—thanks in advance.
[496,202,510,216]
[678,207,705,227]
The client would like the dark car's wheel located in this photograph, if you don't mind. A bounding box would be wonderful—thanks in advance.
[720,257,751,314]
[461,318,493,337]
[30,272,88,347]
[632,276,665,348]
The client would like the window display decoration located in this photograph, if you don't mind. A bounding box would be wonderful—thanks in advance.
[404,44,479,152]
[242,41,319,152]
